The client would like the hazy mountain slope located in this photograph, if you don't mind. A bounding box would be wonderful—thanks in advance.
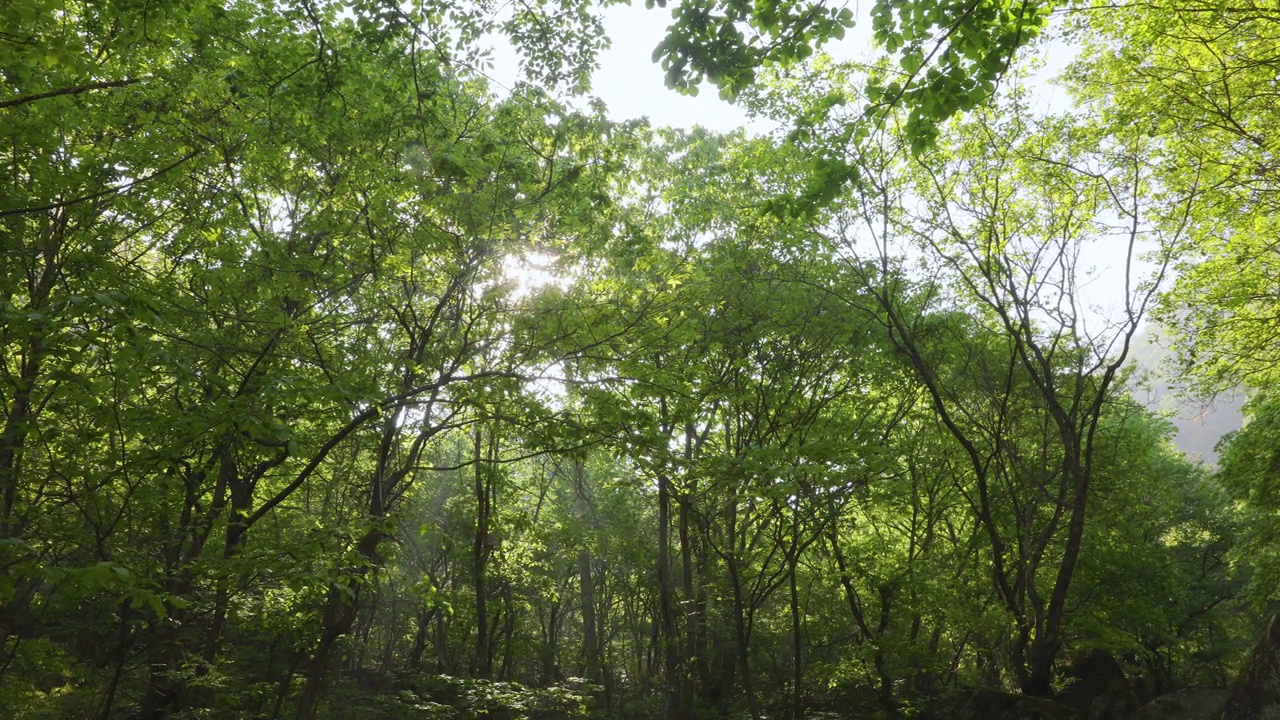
[1129,325,1245,465]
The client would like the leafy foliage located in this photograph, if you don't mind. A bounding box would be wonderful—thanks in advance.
[652,0,1052,153]
[0,0,1270,718]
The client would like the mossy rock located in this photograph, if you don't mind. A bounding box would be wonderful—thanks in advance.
[1126,688,1229,720]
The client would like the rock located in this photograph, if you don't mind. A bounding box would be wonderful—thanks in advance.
[1221,613,1280,720]
[1056,650,1141,720]
[926,688,1084,720]
[1125,688,1229,720]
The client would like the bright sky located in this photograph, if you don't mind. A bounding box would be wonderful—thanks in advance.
[487,2,1072,131]
[583,3,762,132]
[487,2,875,132]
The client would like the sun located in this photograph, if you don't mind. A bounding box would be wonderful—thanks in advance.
[501,250,570,301]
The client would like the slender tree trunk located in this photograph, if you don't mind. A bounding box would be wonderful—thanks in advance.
[875,585,898,718]
[434,609,452,673]
[358,580,380,668]
[714,634,736,713]
[139,550,203,720]
[473,425,491,678]
[575,456,601,682]
[541,601,561,682]
[657,466,683,719]
[629,598,644,694]
[0,307,49,658]
[273,649,306,719]
[580,550,600,679]
[725,497,760,720]
[409,609,430,669]
[0,346,40,537]
[729,563,760,720]
[679,422,699,718]
[298,401,409,720]
[0,208,60,540]
[379,579,398,672]
[1024,444,1088,696]
[499,585,515,680]
[789,552,802,720]
[205,448,263,668]
[296,585,358,720]
[100,601,134,720]
[296,530,379,720]
[695,542,712,696]
[679,497,696,719]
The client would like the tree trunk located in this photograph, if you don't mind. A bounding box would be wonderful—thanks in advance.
[875,584,898,718]
[679,422,700,718]
[657,466,684,719]
[540,601,561,682]
[379,579,398,672]
[727,547,760,720]
[575,455,601,683]
[0,208,60,540]
[580,549,600,680]
[296,584,359,720]
[100,601,134,720]
[679,496,696,719]
[1023,444,1089,696]
[498,585,515,680]
[473,425,491,678]
[409,609,431,669]
[789,552,803,720]
[296,529,379,720]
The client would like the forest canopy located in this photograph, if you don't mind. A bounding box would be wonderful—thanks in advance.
[2,0,1277,719]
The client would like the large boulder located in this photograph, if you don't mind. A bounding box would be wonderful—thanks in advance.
[1221,613,1280,720]
[1056,650,1141,720]
[1125,688,1229,720]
